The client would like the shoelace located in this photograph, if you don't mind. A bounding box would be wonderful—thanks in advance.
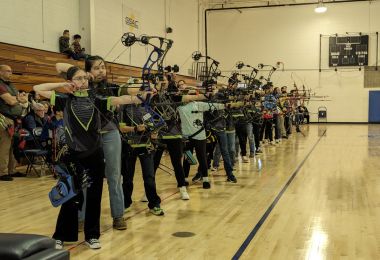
[88,238,99,244]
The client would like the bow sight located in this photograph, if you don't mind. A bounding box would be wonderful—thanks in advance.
[235,61,259,89]
[257,63,277,86]
[121,32,173,89]
[191,51,220,92]
[164,64,179,73]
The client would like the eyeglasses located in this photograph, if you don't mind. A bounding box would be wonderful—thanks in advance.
[72,76,89,82]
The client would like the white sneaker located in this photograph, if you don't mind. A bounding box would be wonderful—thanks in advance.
[242,156,249,163]
[140,193,148,202]
[211,167,218,172]
[55,240,63,250]
[179,186,190,200]
[275,139,280,143]
[85,238,101,249]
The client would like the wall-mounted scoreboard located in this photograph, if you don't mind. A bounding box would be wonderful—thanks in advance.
[329,35,368,67]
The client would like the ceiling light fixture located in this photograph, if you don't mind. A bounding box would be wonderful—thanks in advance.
[315,0,327,13]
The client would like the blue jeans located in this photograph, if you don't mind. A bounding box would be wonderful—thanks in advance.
[102,130,124,219]
[212,131,235,174]
[247,123,256,153]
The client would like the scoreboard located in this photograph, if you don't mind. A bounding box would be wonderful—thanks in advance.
[329,35,368,67]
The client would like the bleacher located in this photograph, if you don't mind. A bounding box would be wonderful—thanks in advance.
[0,42,198,92]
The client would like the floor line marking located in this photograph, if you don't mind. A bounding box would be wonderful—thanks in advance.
[232,130,326,260]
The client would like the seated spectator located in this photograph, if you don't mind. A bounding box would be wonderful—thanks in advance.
[71,34,87,60]
[22,101,48,134]
[58,30,82,60]
[21,102,55,164]
[297,105,310,124]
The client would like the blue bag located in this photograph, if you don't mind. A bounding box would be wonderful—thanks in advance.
[48,164,78,207]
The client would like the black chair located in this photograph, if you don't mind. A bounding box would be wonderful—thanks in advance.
[23,128,50,176]
[0,233,69,260]
[318,106,327,123]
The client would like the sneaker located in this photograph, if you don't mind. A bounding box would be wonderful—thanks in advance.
[150,206,165,216]
[270,141,276,145]
[85,238,101,249]
[282,135,288,139]
[211,167,218,172]
[113,217,127,230]
[256,148,263,154]
[55,240,63,250]
[124,207,131,213]
[179,186,190,200]
[0,175,13,181]
[275,139,280,143]
[202,181,211,189]
[140,194,148,202]
[192,173,202,183]
[249,153,255,158]
[227,175,237,183]
[242,156,249,163]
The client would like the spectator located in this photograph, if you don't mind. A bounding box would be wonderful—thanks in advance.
[71,34,87,60]
[0,65,28,181]
[58,30,82,60]
[22,102,48,134]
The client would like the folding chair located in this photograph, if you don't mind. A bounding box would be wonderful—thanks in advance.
[318,106,327,123]
[23,127,50,176]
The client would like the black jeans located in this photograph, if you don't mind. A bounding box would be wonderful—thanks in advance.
[183,139,208,178]
[285,115,292,135]
[305,114,310,124]
[273,114,281,140]
[252,122,261,149]
[206,137,217,169]
[263,118,273,141]
[153,138,186,187]
[53,148,104,242]
[235,123,248,156]
[122,145,161,209]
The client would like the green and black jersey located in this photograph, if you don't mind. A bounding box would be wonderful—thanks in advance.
[120,104,152,148]
[51,91,112,157]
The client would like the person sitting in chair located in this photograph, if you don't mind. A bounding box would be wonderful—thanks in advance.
[22,102,48,133]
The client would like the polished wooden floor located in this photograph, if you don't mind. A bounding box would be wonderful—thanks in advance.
[1,124,380,259]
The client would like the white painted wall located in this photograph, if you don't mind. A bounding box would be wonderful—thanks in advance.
[0,0,200,76]
[0,0,81,52]
[92,0,199,75]
[207,1,380,122]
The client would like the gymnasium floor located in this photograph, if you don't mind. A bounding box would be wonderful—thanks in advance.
[1,124,379,259]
